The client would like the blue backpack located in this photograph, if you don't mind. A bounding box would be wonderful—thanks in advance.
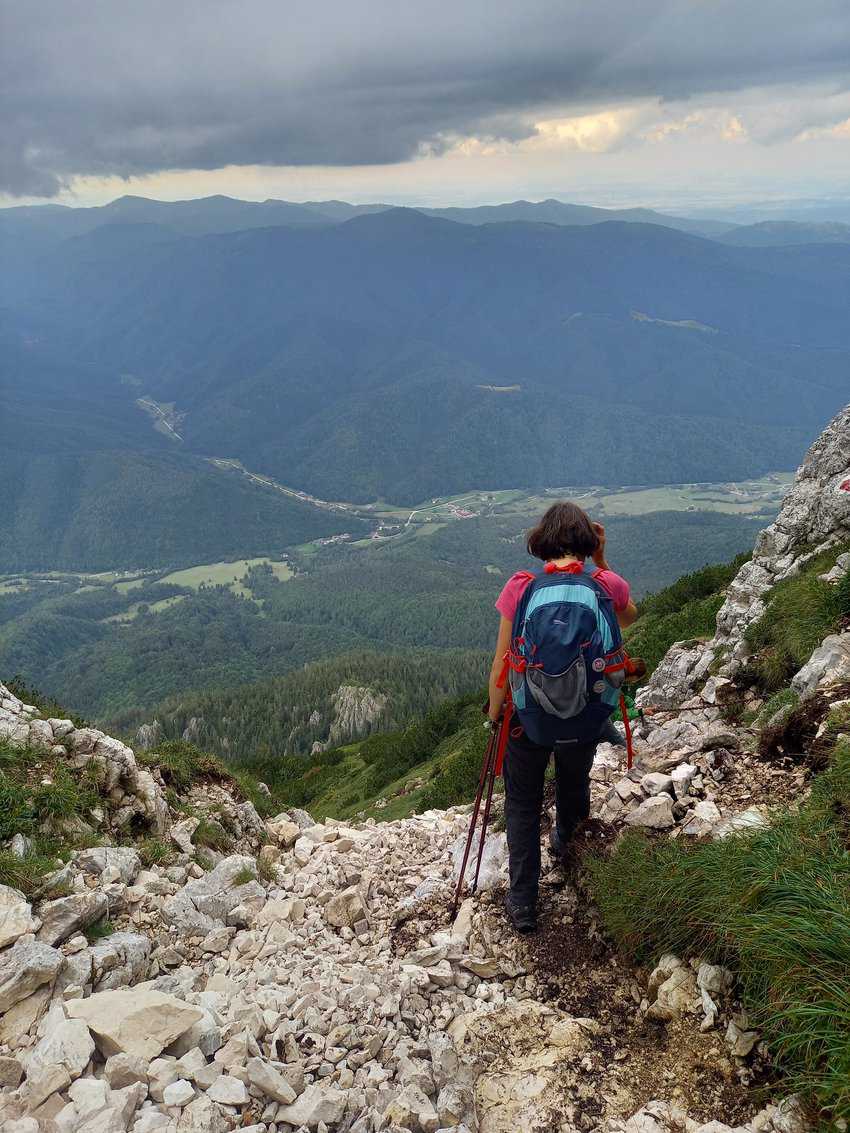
[507,566,627,748]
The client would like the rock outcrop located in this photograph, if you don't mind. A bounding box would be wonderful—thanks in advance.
[639,403,850,710]
[328,685,388,746]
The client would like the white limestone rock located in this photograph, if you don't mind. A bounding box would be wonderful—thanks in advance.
[68,989,204,1060]
[163,1078,196,1107]
[246,1056,298,1103]
[670,762,697,800]
[450,830,508,892]
[792,632,850,698]
[384,1082,440,1132]
[0,939,63,1013]
[275,1083,347,1129]
[266,815,301,848]
[324,885,368,928]
[38,891,109,947]
[26,1014,95,1080]
[640,772,674,797]
[681,800,722,837]
[0,884,39,948]
[76,847,142,885]
[27,718,55,752]
[104,1053,148,1089]
[623,794,676,830]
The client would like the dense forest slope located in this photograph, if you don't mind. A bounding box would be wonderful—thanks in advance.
[1,508,766,726]
[4,209,848,512]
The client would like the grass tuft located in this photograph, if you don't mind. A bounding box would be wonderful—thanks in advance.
[84,917,116,944]
[139,739,233,794]
[0,847,61,898]
[193,816,233,853]
[256,855,277,884]
[137,837,174,868]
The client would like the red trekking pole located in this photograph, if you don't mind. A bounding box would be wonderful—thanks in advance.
[449,687,512,921]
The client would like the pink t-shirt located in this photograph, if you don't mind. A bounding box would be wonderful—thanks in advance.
[496,566,630,622]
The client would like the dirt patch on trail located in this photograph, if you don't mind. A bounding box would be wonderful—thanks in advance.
[515,874,772,1126]
[390,890,455,956]
[387,795,775,1126]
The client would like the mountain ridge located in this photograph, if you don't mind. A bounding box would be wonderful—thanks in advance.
[5,213,847,510]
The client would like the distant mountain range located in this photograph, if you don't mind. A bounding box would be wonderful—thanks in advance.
[2,197,849,567]
[1,193,732,241]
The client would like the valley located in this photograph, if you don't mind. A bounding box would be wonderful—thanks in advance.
[213,462,792,550]
[0,471,783,748]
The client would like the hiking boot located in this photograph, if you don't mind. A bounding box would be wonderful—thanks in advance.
[504,894,537,934]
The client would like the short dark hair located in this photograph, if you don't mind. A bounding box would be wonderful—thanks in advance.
[526,501,599,561]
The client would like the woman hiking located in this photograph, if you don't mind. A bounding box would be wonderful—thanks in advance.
[487,502,637,934]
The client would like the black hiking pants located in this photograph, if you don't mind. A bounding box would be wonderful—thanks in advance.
[502,717,597,908]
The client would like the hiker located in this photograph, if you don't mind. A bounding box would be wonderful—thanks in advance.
[487,502,637,933]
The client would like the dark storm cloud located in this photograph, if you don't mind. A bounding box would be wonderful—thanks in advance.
[2,0,849,196]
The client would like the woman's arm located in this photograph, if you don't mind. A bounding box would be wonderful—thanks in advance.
[487,616,513,722]
[617,600,638,629]
[592,521,638,628]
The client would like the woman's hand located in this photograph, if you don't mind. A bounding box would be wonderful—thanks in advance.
[591,522,609,570]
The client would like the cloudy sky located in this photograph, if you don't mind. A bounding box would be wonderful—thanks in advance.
[2,0,849,211]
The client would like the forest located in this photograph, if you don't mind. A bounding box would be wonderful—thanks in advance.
[0,509,766,726]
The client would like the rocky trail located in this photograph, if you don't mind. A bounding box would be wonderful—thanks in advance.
[0,405,848,1132]
[0,672,821,1133]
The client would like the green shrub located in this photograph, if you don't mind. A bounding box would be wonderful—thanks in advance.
[588,737,850,1121]
[84,918,116,944]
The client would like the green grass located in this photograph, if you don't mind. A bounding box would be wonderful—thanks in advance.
[232,864,257,885]
[755,688,801,731]
[0,739,104,894]
[0,744,100,841]
[0,846,63,897]
[139,740,233,794]
[743,544,850,692]
[84,917,116,944]
[193,817,234,853]
[137,837,174,868]
[588,737,850,1123]
[257,855,277,883]
[158,557,293,597]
